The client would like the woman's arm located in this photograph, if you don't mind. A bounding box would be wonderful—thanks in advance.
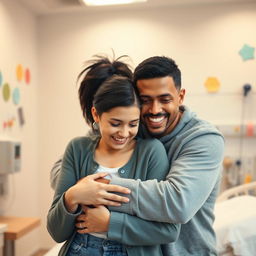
[50,156,130,205]
[47,138,131,242]
[47,139,82,242]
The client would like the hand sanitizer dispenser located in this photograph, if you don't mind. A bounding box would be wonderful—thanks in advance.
[0,140,21,174]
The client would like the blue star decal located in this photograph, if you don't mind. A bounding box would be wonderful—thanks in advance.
[239,44,255,61]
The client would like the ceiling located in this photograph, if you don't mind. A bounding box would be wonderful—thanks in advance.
[19,0,256,16]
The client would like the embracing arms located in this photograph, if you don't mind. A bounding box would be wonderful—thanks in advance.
[48,138,181,245]
[73,139,181,245]
[47,138,130,242]
[109,134,225,223]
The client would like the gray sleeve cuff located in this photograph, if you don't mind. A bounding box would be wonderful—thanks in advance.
[109,177,139,215]
[61,193,83,217]
[107,211,125,242]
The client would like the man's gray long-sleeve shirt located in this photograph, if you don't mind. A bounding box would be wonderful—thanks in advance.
[108,106,225,255]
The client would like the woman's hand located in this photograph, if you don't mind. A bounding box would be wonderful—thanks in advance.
[64,173,130,213]
[75,205,110,233]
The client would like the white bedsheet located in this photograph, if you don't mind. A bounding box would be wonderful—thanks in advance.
[214,195,256,256]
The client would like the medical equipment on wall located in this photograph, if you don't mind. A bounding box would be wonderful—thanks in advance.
[219,84,255,190]
[0,140,21,174]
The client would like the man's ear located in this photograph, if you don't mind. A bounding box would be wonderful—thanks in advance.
[179,88,186,104]
[91,107,99,123]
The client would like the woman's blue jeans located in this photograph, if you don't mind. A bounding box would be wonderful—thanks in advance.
[67,233,128,256]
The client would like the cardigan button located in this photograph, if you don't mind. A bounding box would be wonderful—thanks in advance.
[120,169,125,174]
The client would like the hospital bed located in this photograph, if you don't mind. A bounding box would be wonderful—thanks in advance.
[214,181,256,256]
[44,182,256,256]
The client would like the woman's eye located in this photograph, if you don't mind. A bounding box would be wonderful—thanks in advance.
[110,123,120,127]
[130,124,138,128]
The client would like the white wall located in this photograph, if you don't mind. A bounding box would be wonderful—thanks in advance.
[1,0,256,252]
[0,0,40,255]
[38,2,256,248]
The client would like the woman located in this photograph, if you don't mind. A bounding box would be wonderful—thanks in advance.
[47,56,180,256]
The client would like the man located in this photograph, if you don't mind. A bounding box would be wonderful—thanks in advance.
[51,56,224,255]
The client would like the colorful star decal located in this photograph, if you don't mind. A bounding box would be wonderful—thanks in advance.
[239,44,255,61]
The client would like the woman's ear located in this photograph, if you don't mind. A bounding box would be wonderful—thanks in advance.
[91,107,99,123]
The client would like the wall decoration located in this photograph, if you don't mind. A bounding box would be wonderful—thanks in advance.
[246,122,254,137]
[238,44,255,61]
[204,77,220,93]
[0,64,30,130]
[12,87,20,105]
[2,117,15,129]
[0,71,2,87]
[17,107,25,126]
[2,83,11,101]
[8,118,15,128]
[25,68,31,84]
[16,64,23,81]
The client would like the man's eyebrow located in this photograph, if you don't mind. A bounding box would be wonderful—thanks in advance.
[140,94,172,98]
[158,94,172,97]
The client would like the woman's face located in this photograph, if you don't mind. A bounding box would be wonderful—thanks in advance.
[92,105,140,152]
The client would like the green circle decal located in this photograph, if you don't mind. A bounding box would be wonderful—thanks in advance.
[3,83,11,101]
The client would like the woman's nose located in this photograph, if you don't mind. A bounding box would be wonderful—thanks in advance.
[118,126,130,137]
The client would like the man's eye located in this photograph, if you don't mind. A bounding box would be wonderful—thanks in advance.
[161,100,171,103]
[140,98,150,104]
[161,98,171,103]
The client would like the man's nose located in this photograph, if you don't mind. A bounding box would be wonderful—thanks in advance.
[149,101,162,114]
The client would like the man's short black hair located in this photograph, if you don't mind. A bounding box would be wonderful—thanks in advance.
[134,56,181,90]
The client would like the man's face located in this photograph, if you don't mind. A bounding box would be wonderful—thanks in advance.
[137,76,185,137]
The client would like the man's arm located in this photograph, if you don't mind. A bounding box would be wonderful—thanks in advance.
[108,212,180,246]
[105,138,182,246]
[109,134,224,223]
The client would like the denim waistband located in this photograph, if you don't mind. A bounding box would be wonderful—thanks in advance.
[74,233,126,251]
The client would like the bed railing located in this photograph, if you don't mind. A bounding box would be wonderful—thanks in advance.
[217,181,256,202]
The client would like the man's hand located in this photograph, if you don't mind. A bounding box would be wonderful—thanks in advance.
[75,205,110,233]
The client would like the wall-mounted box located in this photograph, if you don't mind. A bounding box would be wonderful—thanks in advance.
[0,140,21,174]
